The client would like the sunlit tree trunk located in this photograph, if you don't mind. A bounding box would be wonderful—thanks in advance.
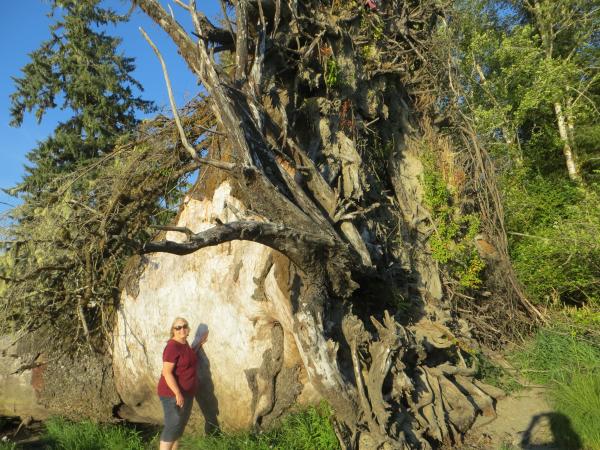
[529,0,583,183]
[554,101,582,183]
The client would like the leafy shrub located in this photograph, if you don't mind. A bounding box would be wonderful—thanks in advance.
[504,172,600,307]
[422,159,485,289]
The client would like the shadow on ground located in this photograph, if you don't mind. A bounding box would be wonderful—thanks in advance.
[521,412,582,450]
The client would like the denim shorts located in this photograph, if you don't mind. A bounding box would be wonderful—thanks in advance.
[160,395,194,442]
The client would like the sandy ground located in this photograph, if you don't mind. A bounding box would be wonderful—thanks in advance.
[463,387,576,450]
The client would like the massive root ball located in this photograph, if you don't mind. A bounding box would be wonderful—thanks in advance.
[0,1,530,448]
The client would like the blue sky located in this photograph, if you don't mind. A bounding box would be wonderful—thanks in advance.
[0,0,220,213]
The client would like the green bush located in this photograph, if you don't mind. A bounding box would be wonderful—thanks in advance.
[503,172,600,307]
[44,417,146,450]
[422,160,485,289]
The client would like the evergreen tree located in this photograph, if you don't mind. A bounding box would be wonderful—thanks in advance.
[9,0,154,197]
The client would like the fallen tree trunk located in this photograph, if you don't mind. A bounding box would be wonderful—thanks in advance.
[124,0,513,447]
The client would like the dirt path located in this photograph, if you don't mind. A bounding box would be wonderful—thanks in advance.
[464,387,574,450]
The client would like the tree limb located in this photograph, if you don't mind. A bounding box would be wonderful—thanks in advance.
[139,27,234,172]
[142,220,337,269]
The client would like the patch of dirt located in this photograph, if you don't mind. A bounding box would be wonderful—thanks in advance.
[462,387,572,449]
[0,416,46,449]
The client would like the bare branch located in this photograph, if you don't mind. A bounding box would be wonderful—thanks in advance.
[136,0,201,75]
[139,27,234,172]
[142,220,338,268]
[234,0,249,81]
[150,225,194,238]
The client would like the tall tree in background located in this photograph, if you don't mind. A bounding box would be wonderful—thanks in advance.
[520,0,599,183]
[9,0,154,197]
[451,0,600,306]
[1,0,154,350]
[455,0,600,182]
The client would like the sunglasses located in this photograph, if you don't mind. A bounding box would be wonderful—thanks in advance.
[173,324,189,331]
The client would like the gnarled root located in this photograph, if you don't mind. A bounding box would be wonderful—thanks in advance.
[339,312,502,449]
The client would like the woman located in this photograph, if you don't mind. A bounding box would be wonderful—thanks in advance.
[157,317,208,450]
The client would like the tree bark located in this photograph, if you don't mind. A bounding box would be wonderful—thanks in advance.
[554,101,582,183]
[134,0,508,447]
[529,0,582,183]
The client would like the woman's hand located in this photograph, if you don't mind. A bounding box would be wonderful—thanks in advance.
[162,361,183,406]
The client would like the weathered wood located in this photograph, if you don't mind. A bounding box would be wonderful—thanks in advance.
[132,0,507,448]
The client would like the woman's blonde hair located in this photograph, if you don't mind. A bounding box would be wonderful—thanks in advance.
[169,317,189,338]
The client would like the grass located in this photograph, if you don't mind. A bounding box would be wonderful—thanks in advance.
[553,371,600,449]
[0,443,17,450]
[512,326,600,385]
[1,404,337,450]
[180,403,339,450]
[44,417,147,450]
[512,323,600,449]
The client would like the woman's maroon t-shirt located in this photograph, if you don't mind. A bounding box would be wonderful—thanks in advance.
[157,339,198,397]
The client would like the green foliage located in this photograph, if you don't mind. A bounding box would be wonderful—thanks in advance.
[421,157,485,290]
[504,172,600,306]
[450,0,600,308]
[0,443,17,450]
[2,0,157,344]
[474,353,520,394]
[9,0,153,196]
[564,306,600,329]
[325,58,340,89]
[453,0,600,179]
[0,101,211,346]
[44,417,146,450]
[181,403,339,450]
